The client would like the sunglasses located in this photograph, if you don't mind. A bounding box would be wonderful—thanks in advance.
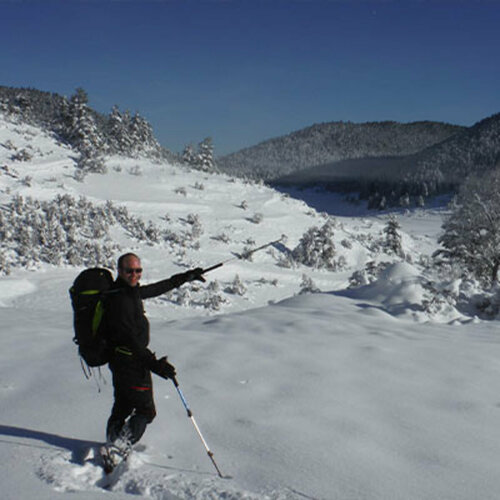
[123,267,143,274]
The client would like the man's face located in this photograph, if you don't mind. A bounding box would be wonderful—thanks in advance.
[118,255,142,287]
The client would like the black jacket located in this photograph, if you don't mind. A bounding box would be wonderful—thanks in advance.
[104,273,190,382]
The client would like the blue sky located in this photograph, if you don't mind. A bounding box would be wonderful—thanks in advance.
[1,1,499,155]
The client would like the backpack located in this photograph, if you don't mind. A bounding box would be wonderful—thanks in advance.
[69,267,114,367]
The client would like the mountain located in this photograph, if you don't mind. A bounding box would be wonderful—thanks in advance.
[217,120,464,181]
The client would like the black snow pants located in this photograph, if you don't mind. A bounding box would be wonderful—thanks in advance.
[106,368,157,445]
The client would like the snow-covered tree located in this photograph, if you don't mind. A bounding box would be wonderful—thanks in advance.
[292,220,338,270]
[435,169,500,286]
[299,274,320,294]
[203,280,227,311]
[399,193,410,208]
[64,88,104,153]
[129,112,160,153]
[174,286,192,307]
[76,147,106,176]
[60,88,107,175]
[108,105,133,154]
[0,250,10,275]
[181,138,216,172]
[383,215,404,257]
[186,213,203,239]
[195,137,216,172]
[182,144,196,166]
[225,274,247,296]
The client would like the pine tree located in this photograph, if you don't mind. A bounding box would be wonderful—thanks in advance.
[399,193,410,208]
[383,215,404,257]
[76,147,106,175]
[108,105,133,154]
[64,88,104,153]
[129,112,160,154]
[182,144,196,166]
[196,137,216,172]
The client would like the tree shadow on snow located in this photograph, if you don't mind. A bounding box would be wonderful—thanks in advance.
[0,424,100,464]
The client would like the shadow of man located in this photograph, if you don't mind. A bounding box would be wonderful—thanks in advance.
[0,424,101,464]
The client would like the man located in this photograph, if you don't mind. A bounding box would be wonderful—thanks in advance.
[103,252,205,456]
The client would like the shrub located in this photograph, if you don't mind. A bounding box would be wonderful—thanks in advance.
[299,274,320,294]
[225,274,247,296]
[213,232,231,244]
[248,212,264,224]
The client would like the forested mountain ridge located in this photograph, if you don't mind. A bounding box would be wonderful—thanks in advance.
[217,120,464,181]
[219,113,500,208]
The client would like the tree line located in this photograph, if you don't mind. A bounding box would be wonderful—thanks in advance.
[0,85,220,176]
[0,86,176,172]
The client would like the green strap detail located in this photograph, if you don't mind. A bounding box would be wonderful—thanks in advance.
[115,346,133,356]
[81,290,101,296]
[92,300,104,335]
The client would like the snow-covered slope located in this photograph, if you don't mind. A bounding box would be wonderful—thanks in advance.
[1,113,425,317]
[2,115,500,500]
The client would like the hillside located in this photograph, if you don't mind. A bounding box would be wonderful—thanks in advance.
[0,112,401,310]
[0,85,178,163]
[217,120,463,181]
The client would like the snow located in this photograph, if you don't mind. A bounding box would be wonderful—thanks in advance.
[340,262,427,320]
[1,116,500,499]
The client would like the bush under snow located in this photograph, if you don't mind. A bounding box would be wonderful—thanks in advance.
[0,194,176,273]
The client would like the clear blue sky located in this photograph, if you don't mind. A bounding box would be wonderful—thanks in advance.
[1,0,499,155]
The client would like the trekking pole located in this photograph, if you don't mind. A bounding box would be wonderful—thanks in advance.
[172,377,225,479]
[201,235,287,275]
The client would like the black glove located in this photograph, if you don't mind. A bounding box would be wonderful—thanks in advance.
[184,267,206,283]
[150,356,176,380]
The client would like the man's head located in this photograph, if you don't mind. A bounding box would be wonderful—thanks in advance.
[117,253,142,287]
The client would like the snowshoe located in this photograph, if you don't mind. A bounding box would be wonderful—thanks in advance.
[99,430,132,474]
[99,443,129,474]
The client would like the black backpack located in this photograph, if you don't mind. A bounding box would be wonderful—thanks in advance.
[69,267,114,367]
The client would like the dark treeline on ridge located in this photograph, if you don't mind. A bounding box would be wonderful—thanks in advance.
[218,116,500,209]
